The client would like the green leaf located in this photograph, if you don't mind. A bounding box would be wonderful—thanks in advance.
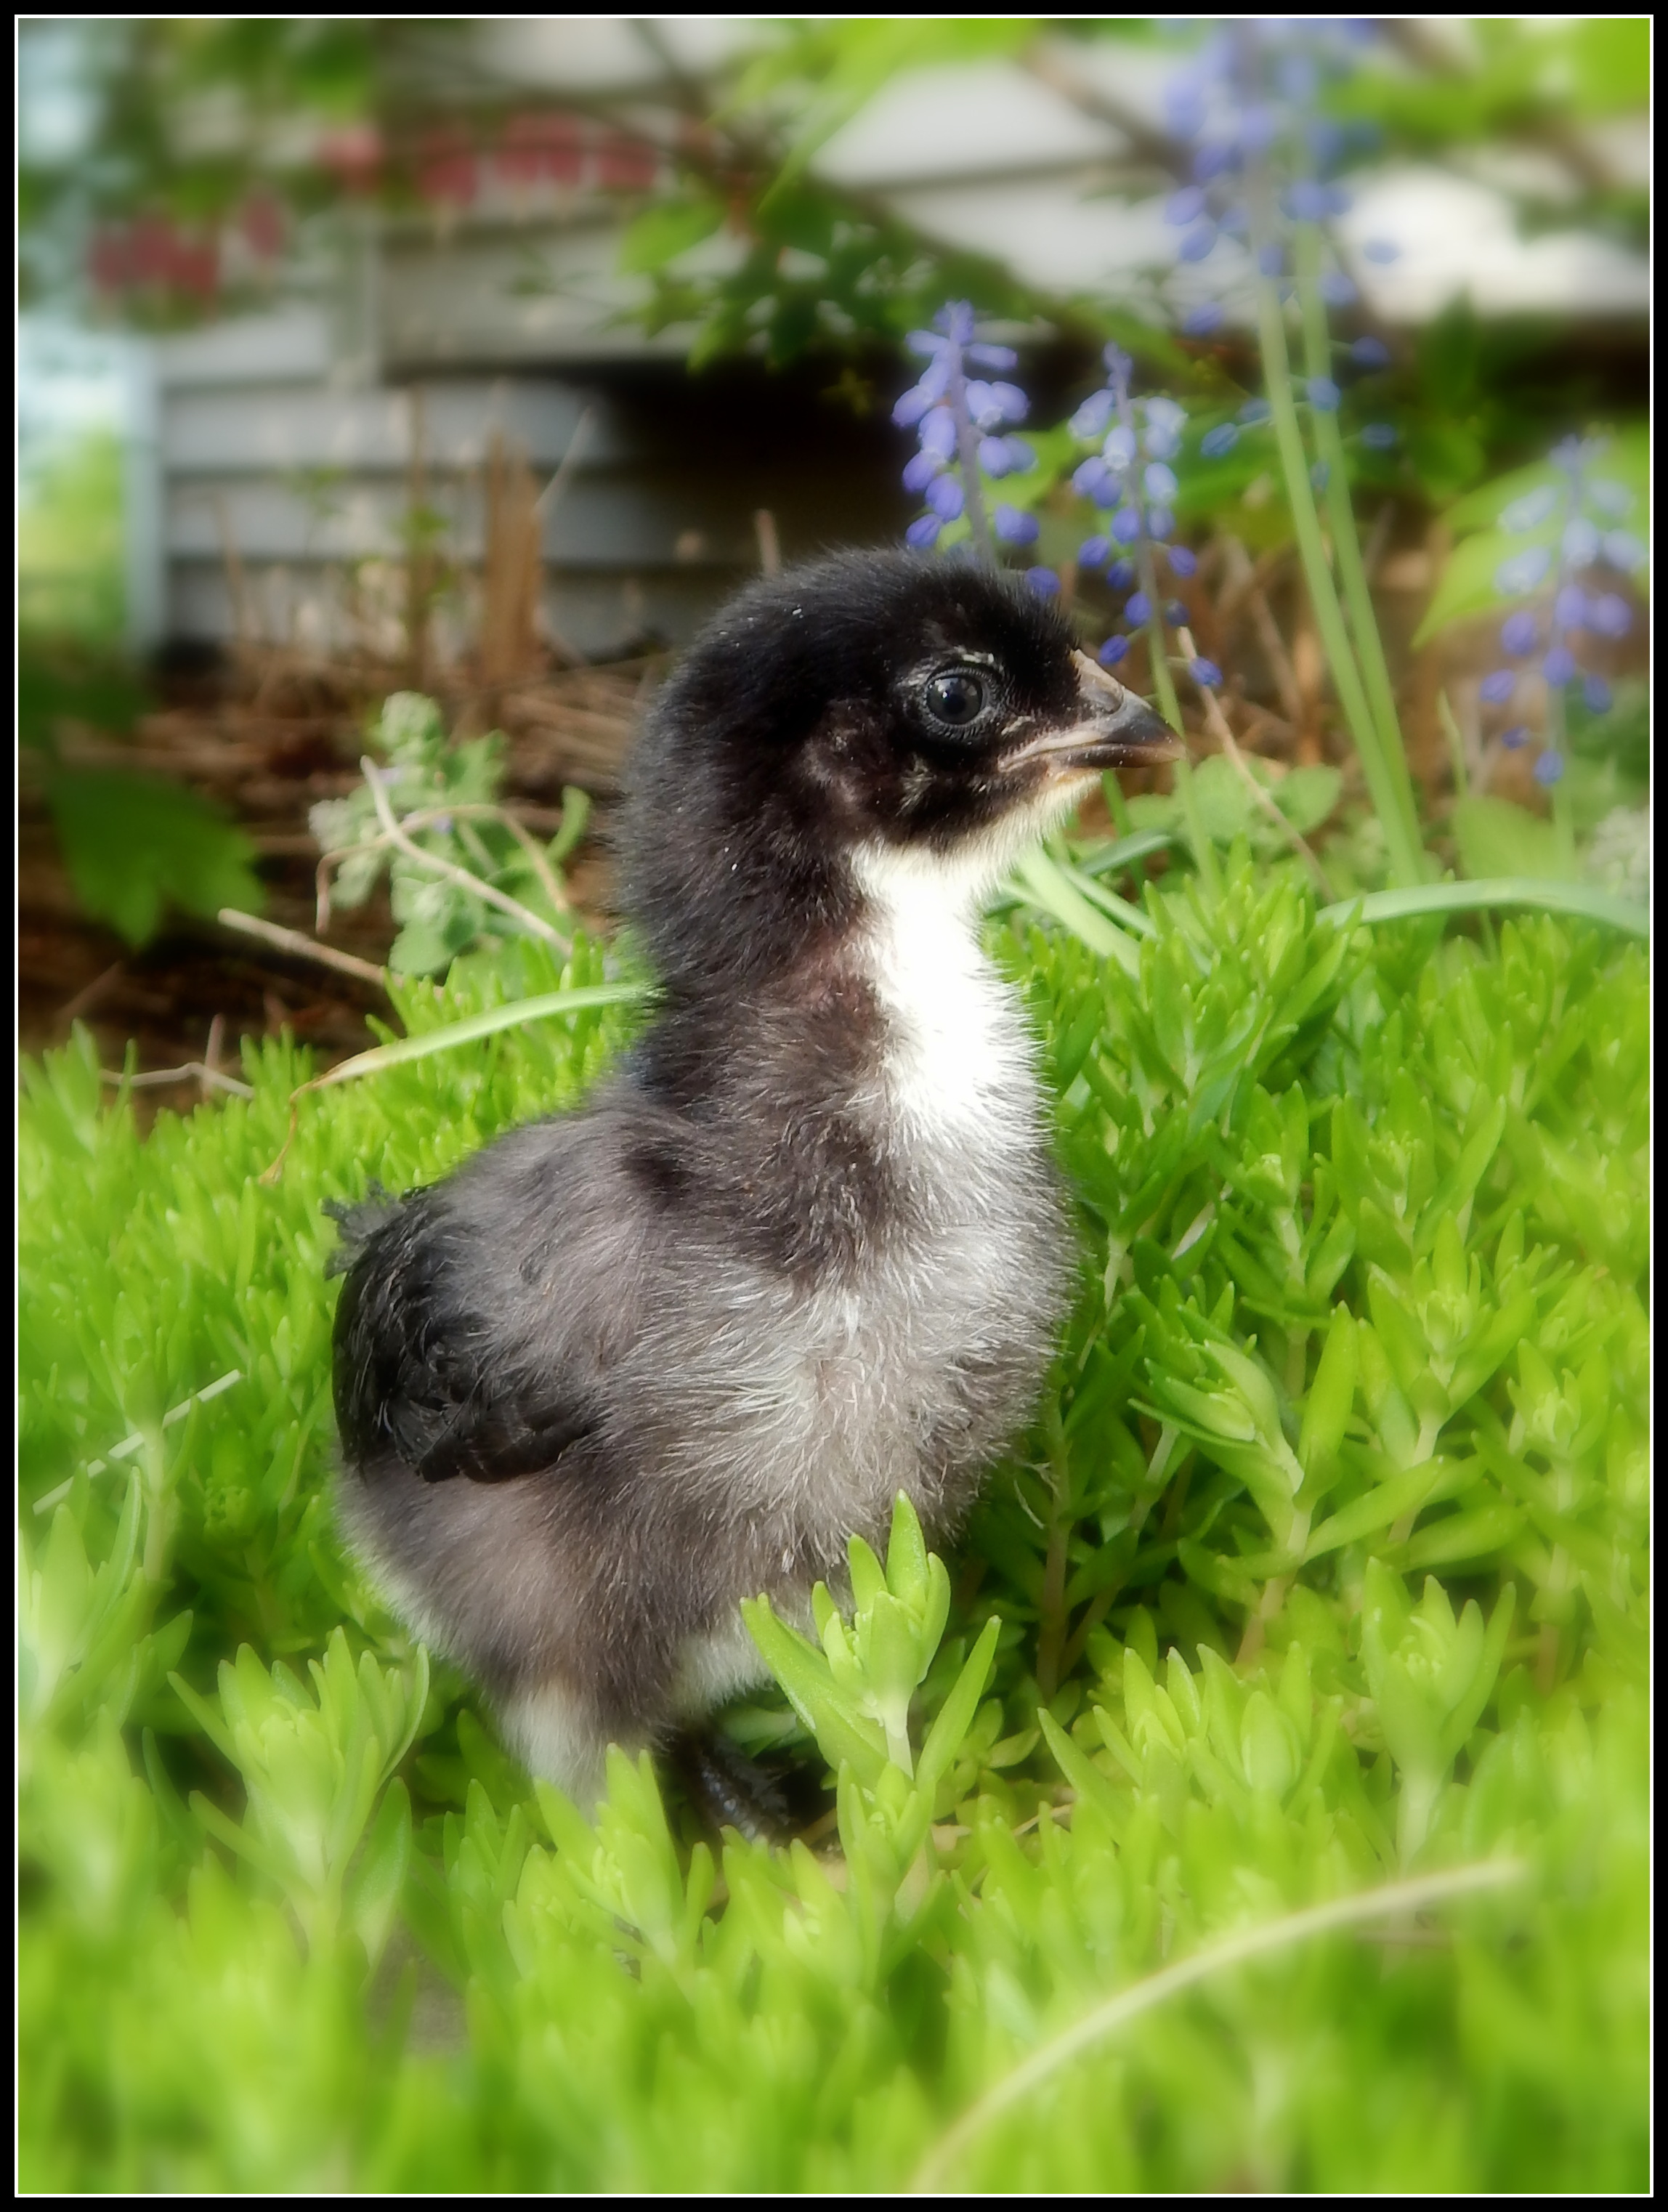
[45,770,266,949]
[619,197,725,272]
[740,1595,889,1785]
[344,1778,411,1969]
[1297,1309,1358,1491]
[1449,798,1575,885]
[1412,529,1539,648]
[916,1616,1001,1799]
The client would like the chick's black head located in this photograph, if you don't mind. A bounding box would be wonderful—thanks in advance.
[620,552,1177,984]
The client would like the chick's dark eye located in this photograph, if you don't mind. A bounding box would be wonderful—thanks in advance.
[924,668,988,729]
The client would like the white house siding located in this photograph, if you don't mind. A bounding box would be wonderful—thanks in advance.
[139,24,1645,658]
[150,293,905,659]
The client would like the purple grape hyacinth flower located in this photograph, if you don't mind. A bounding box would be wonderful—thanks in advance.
[1068,343,1212,679]
[1488,433,1646,740]
[1161,20,1390,342]
[1588,593,1632,639]
[1496,547,1552,596]
[892,301,1035,563]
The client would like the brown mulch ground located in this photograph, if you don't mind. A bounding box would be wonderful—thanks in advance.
[23,538,1613,1123]
[19,647,654,1114]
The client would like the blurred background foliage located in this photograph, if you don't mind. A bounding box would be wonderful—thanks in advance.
[15,17,1651,2192]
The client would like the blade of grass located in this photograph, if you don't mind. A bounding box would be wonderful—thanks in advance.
[912,1857,1527,2191]
[1073,827,1175,878]
[259,981,650,1183]
[1320,880,1648,937]
[1294,227,1425,861]
[1006,851,1145,976]
[1248,248,1428,888]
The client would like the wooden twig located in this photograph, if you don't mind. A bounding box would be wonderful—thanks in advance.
[754,507,782,577]
[211,493,253,644]
[218,907,389,988]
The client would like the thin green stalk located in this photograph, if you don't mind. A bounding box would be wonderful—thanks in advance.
[1140,571,1223,904]
[1101,769,1135,837]
[1544,686,1578,875]
[1435,689,1470,801]
[1251,273,1426,888]
[1293,227,1425,868]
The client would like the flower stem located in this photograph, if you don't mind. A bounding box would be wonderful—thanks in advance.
[1140,562,1223,903]
[1544,685,1578,872]
[1250,271,1428,888]
[944,344,995,565]
[1292,230,1425,870]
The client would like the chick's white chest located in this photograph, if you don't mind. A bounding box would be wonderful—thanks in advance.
[852,843,1037,1154]
[644,844,1068,1568]
[733,841,1069,1544]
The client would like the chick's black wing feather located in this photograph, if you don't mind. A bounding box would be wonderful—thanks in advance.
[331,1188,597,1484]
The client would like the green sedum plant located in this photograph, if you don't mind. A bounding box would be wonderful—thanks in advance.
[18,854,1647,2191]
[309,692,591,977]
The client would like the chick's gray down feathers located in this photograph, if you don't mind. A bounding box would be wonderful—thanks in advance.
[331,551,1175,1804]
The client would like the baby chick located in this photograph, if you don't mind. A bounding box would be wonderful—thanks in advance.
[331,551,1176,1807]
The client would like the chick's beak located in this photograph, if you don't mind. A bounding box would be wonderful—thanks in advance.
[1003,650,1183,776]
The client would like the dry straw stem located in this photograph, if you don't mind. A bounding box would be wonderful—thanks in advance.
[1220,535,1307,730]
[911,1857,1528,2191]
[314,803,572,936]
[481,434,545,687]
[100,1059,255,1100]
[219,907,389,989]
[1176,623,1337,899]
[360,757,571,955]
